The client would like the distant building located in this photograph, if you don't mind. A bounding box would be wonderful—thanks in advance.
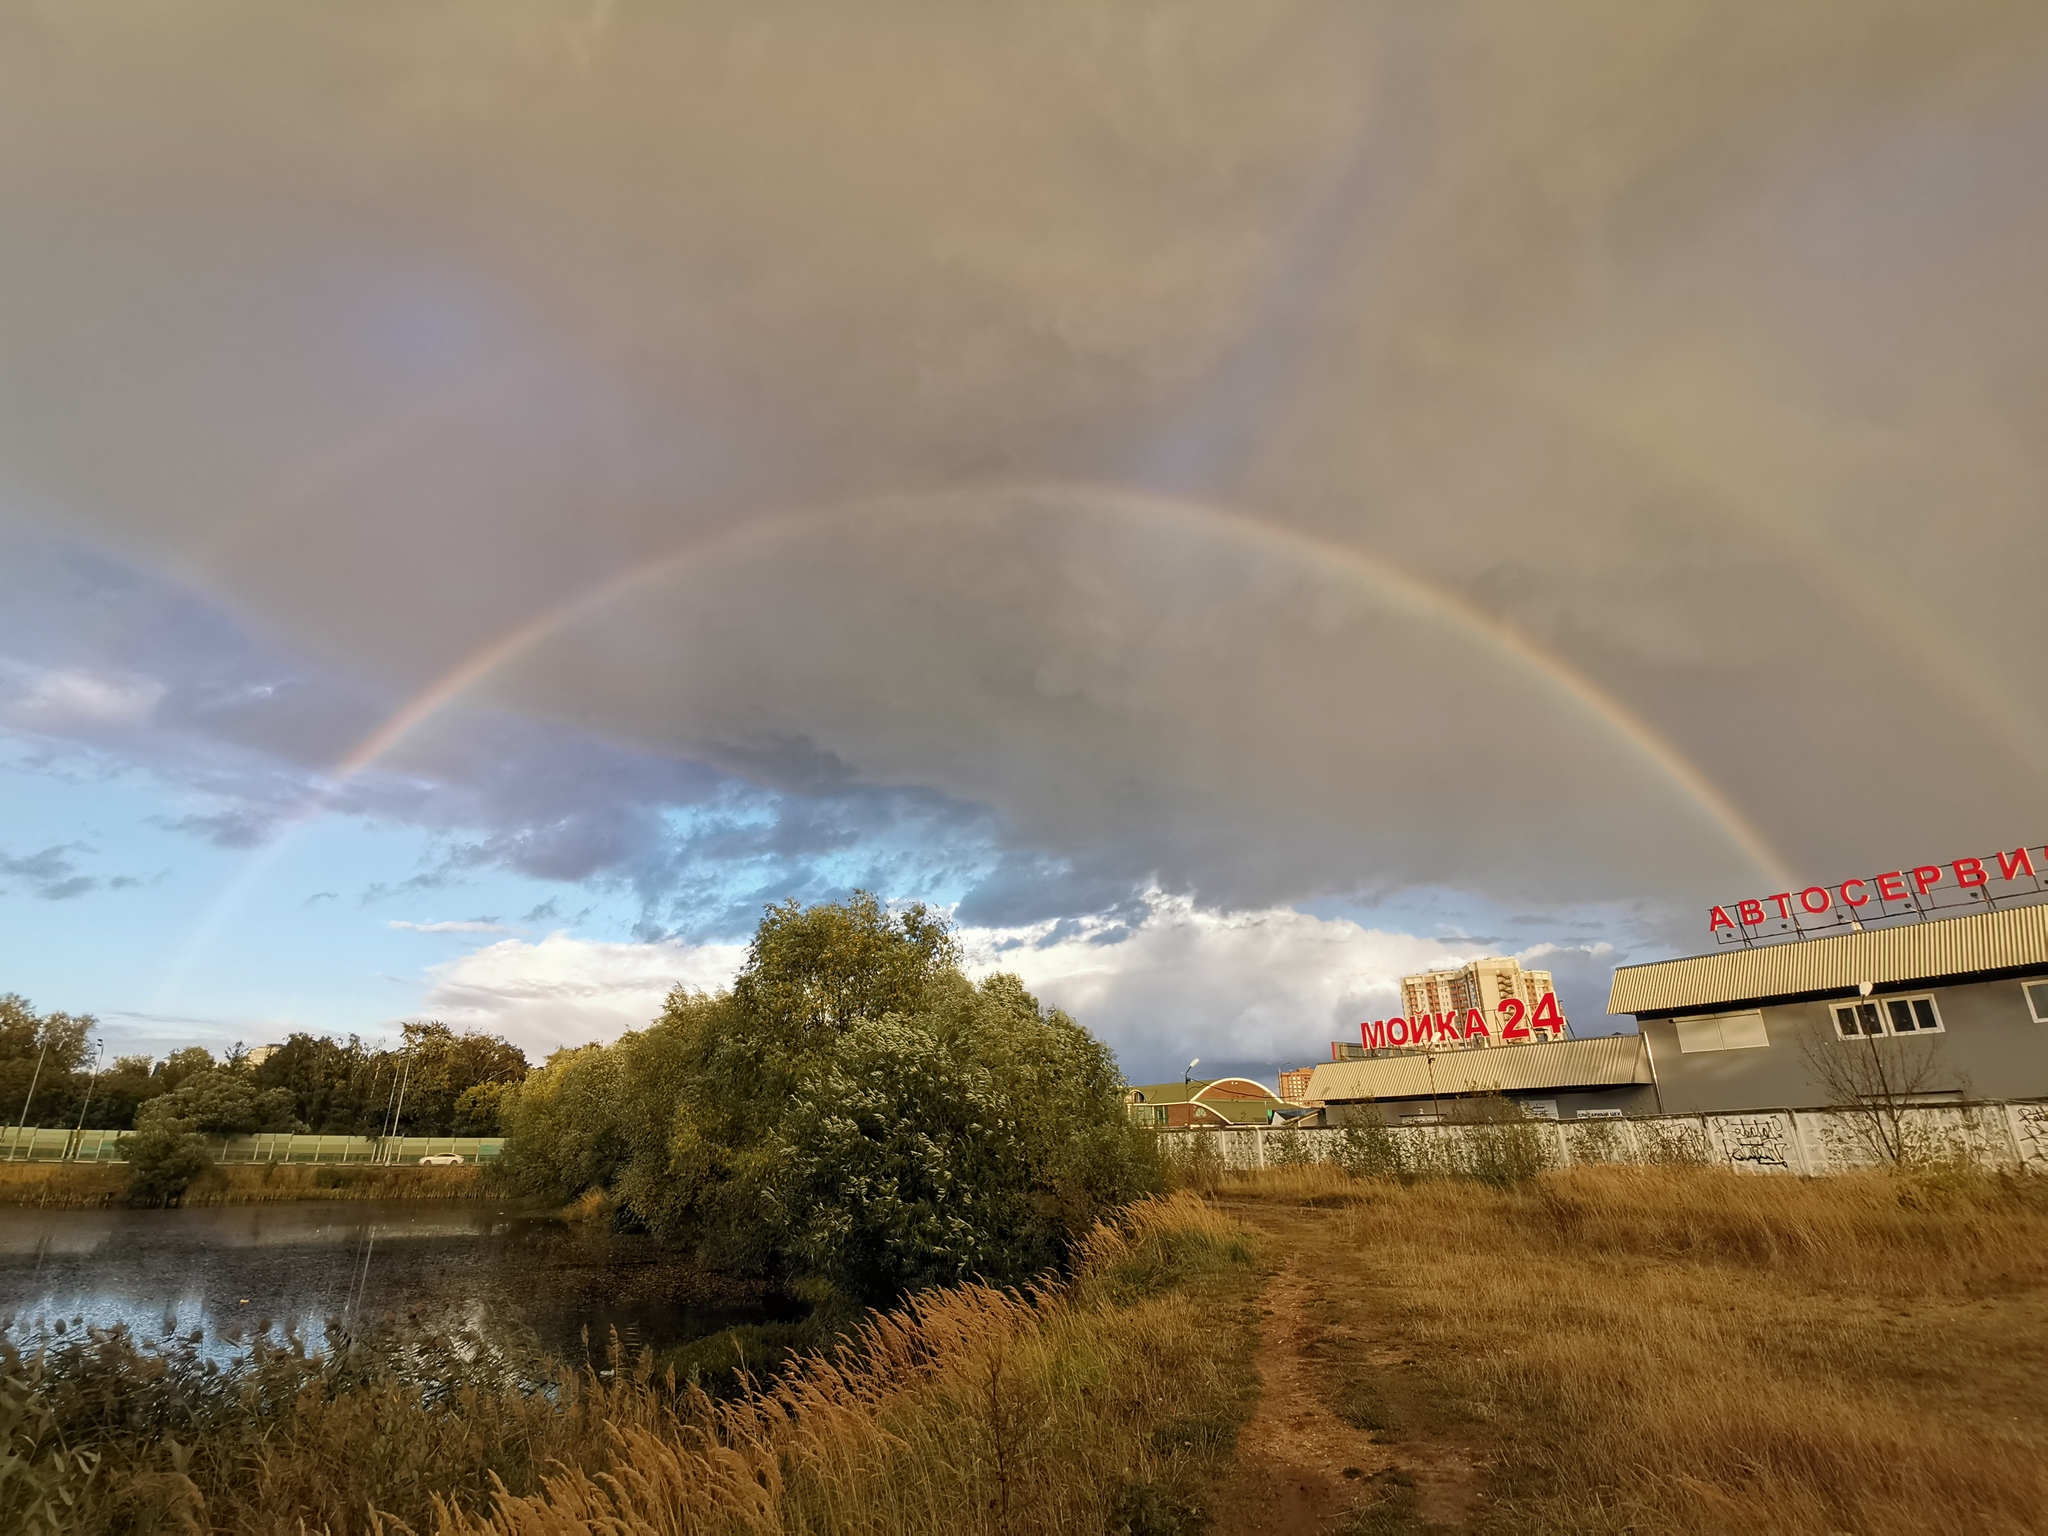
[1125,1077,1286,1128]
[1277,1067,1315,1104]
[1400,957,1565,1038]
[245,1044,283,1067]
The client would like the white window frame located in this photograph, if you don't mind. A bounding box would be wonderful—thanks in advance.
[2024,980,2048,1024]
[1832,994,1943,1040]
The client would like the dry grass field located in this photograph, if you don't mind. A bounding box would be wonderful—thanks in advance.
[6,1165,2046,1533]
[1221,1162,2048,1536]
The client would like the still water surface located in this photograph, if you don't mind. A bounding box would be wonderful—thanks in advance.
[0,1201,793,1361]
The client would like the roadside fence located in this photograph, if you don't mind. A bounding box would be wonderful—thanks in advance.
[0,1128,503,1165]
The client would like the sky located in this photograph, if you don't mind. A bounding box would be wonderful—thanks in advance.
[4,1,2047,1085]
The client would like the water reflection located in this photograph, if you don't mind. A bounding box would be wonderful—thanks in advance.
[0,1201,796,1362]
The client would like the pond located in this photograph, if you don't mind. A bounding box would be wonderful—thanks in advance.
[0,1201,799,1363]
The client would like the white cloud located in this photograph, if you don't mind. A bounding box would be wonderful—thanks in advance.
[409,896,1630,1077]
[958,892,1484,1079]
[418,931,746,1054]
[8,667,163,729]
[390,919,515,934]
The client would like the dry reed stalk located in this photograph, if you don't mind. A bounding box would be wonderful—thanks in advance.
[434,1192,1257,1536]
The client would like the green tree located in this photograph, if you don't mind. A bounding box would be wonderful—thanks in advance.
[121,1121,214,1205]
[0,994,95,1131]
[500,893,1158,1302]
[135,1070,300,1135]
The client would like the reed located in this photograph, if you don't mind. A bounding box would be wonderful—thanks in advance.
[1,1191,1259,1535]
[0,1160,486,1208]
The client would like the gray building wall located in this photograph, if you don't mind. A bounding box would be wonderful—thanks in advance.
[1639,973,2048,1115]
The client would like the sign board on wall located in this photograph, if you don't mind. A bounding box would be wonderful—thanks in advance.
[1710,841,2048,946]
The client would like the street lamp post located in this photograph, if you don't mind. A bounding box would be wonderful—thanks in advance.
[9,1042,48,1163]
[67,1038,104,1162]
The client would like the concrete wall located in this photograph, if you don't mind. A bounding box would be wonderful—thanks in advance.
[1641,974,2048,1115]
[1160,1099,2048,1176]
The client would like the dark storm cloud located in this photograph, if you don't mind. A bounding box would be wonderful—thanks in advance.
[0,543,1027,930]
[2,1,2045,947]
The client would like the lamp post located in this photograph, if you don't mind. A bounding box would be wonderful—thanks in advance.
[67,1038,104,1162]
[9,1041,49,1163]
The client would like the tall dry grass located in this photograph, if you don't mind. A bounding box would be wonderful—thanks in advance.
[443,1191,1255,1536]
[2,1191,1258,1535]
[1286,1163,2048,1535]
[0,1160,486,1207]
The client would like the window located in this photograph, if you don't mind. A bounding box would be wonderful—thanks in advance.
[1675,1010,1769,1053]
[2025,981,2048,1024]
[1832,995,1942,1039]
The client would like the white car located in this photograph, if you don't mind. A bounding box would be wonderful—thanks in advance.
[417,1153,465,1166]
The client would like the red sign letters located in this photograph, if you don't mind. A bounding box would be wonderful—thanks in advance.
[1710,840,2048,941]
[1360,993,1566,1051]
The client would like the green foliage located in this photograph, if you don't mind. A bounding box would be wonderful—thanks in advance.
[500,892,1159,1302]
[0,997,526,1137]
[134,1069,300,1135]
[252,1024,526,1136]
[1336,1117,1408,1179]
[119,1122,214,1205]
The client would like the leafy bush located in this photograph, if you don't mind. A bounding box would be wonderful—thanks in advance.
[501,893,1160,1302]
[118,1123,214,1205]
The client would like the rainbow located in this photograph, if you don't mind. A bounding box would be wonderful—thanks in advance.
[152,482,1792,1001]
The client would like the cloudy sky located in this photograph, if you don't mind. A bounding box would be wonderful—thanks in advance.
[4,1,2046,1083]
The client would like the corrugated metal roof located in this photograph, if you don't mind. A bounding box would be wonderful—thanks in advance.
[1608,903,2048,1016]
[1304,1035,1649,1103]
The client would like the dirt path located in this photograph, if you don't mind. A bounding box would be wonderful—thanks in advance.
[1217,1260,1388,1533]
[1214,1202,1487,1535]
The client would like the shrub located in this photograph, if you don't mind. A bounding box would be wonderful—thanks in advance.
[118,1123,213,1206]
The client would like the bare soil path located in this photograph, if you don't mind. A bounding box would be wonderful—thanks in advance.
[1211,1199,1488,1535]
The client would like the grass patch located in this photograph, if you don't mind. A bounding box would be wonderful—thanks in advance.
[1238,1162,2048,1536]
[1,1191,1262,1534]
[0,1160,491,1207]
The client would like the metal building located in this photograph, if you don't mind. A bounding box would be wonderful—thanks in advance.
[1609,904,2048,1114]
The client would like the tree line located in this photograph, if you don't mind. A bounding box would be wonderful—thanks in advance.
[0,997,527,1138]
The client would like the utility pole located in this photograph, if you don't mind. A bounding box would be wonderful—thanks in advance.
[10,1042,48,1163]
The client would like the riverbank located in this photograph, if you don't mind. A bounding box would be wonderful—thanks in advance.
[7,1166,2043,1532]
[0,1160,488,1207]
[1,1190,1261,1534]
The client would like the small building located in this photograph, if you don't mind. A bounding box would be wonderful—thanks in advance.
[1277,1067,1315,1104]
[1609,903,2048,1114]
[1302,1035,1655,1123]
[1126,1077,1287,1128]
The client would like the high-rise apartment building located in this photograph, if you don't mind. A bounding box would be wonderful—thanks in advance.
[1399,957,1567,1039]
